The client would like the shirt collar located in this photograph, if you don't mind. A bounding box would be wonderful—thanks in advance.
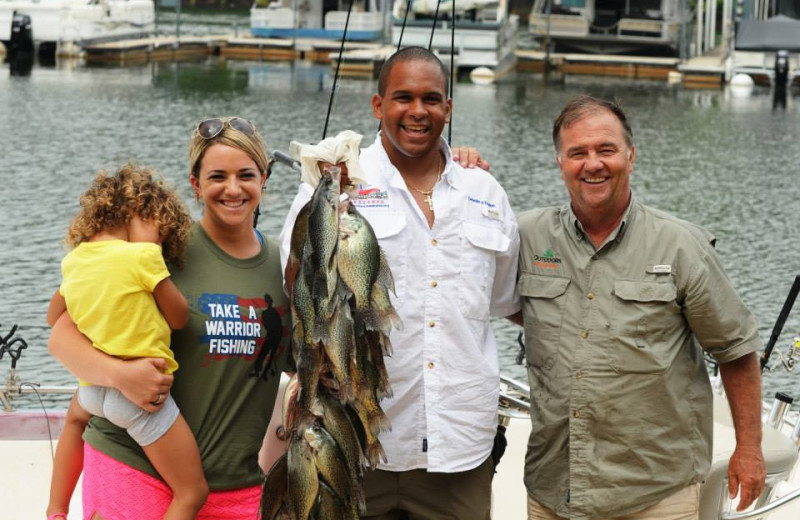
[371,132,458,190]
[563,192,637,246]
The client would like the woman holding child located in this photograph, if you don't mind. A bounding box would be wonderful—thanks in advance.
[48,117,292,520]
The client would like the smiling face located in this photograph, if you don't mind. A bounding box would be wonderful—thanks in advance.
[190,143,266,235]
[371,59,452,165]
[556,109,635,225]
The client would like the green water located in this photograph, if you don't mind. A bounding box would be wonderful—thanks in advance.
[1,53,799,407]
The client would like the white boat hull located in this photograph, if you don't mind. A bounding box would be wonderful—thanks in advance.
[0,0,154,45]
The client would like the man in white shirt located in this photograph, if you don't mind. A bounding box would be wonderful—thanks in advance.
[280,46,519,519]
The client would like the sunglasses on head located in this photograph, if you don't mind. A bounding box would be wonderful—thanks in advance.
[196,117,256,140]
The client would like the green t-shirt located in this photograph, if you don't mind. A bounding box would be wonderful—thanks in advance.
[84,223,293,490]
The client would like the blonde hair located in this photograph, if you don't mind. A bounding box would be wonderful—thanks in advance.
[188,117,270,179]
[66,163,192,267]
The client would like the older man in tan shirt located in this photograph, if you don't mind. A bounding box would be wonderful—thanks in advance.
[515,95,766,520]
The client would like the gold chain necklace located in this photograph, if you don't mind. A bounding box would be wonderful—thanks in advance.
[406,154,443,212]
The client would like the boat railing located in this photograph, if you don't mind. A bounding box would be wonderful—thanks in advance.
[0,323,75,412]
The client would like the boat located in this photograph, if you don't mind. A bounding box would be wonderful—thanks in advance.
[249,0,385,41]
[3,321,800,519]
[528,0,686,56]
[0,0,154,56]
[390,0,519,80]
[730,14,800,87]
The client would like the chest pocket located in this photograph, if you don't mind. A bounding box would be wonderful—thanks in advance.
[518,273,570,370]
[369,212,408,306]
[458,221,510,321]
[610,280,682,373]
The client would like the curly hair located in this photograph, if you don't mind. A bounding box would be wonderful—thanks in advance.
[66,164,193,268]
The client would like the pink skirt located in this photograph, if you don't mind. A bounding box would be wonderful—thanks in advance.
[82,444,261,520]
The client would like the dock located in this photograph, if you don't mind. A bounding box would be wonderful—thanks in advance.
[77,34,735,89]
[515,49,680,81]
[83,34,384,65]
[677,51,727,88]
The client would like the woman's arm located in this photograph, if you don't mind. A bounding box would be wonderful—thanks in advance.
[49,314,173,412]
[153,278,189,330]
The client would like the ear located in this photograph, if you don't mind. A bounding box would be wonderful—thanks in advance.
[189,174,201,198]
[444,98,453,124]
[371,93,383,121]
[627,145,636,174]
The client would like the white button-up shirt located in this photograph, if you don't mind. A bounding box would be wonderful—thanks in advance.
[279,134,520,472]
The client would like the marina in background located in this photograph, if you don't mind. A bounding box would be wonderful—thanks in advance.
[0,1,799,88]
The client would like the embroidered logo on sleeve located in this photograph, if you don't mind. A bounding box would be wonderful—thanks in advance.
[647,264,672,274]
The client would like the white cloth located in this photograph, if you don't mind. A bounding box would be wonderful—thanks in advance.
[279,133,520,473]
[289,130,364,189]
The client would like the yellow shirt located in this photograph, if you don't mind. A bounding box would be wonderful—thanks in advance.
[60,240,177,384]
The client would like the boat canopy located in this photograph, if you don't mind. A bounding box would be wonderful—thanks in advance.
[735,14,800,51]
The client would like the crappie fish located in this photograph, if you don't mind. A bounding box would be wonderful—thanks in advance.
[288,200,312,275]
[287,430,319,520]
[324,301,355,403]
[318,391,366,512]
[277,158,405,519]
[305,166,341,342]
[314,481,346,520]
[336,200,380,311]
[259,452,288,520]
[303,421,359,520]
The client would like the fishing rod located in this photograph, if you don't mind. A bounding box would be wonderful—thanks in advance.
[761,274,800,372]
[322,0,357,140]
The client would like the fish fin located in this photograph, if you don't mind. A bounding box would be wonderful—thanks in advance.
[366,440,388,468]
[368,410,392,436]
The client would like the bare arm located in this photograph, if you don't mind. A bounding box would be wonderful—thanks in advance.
[46,290,67,327]
[719,352,766,511]
[153,278,189,330]
[49,313,173,412]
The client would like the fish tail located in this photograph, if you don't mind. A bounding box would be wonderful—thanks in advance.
[366,440,388,468]
[368,409,391,435]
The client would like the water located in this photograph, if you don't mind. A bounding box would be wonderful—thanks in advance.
[1,52,799,409]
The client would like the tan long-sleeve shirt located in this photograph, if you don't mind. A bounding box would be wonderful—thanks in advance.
[518,197,761,519]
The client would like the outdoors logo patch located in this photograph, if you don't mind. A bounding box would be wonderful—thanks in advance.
[533,249,562,269]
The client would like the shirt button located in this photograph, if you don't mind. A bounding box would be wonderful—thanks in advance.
[580,330,588,339]
[428,321,436,328]
[575,370,584,379]
[573,410,581,418]
[587,292,595,300]
[430,280,438,288]
[428,362,435,369]
[431,239,438,246]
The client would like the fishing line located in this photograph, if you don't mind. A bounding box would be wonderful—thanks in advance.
[322,0,356,140]
[428,0,442,50]
[448,0,455,144]
[20,382,56,461]
[397,0,414,48]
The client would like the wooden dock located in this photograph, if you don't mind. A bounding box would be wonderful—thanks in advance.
[678,54,727,89]
[83,36,219,64]
[83,35,384,65]
[515,49,680,81]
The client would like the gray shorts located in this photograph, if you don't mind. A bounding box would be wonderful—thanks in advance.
[77,385,180,446]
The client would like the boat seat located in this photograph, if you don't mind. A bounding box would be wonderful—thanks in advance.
[699,393,799,520]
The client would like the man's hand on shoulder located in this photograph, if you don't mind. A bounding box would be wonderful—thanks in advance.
[452,147,491,171]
